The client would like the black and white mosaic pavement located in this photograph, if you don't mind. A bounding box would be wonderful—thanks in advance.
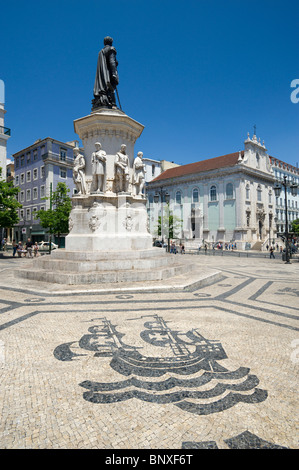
[0,255,297,449]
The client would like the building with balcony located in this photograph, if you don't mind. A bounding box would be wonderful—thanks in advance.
[147,133,299,250]
[12,137,79,244]
[270,157,299,235]
[0,102,11,180]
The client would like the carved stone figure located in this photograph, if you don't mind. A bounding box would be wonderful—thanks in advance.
[133,151,146,196]
[73,148,87,195]
[91,142,107,193]
[114,144,129,193]
[92,36,119,110]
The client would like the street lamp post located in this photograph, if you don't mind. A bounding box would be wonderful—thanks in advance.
[154,187,170,244]
[273,175,298,264]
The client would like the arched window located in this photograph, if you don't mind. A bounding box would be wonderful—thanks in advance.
[192,188,199,203]
[210,185,217,201]
[225,183,234,199]
[256,153,260,168]
[246,184,250,200]
[175,191,182,204]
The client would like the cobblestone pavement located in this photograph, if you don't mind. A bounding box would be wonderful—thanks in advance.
[0,253,298,449]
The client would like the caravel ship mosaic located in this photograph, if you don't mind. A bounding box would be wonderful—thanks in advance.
[54,314,267,415]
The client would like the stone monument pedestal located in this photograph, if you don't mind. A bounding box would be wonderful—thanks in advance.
[14,107,195,286]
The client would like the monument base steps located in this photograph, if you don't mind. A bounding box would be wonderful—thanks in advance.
[14,249,196,285]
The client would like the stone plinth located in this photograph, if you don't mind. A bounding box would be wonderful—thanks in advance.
[67,192,151,252]
[74,107,144,184]
[14,248,196,285]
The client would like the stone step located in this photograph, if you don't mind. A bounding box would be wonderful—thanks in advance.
[35,255,176,272]
[50,248,166,261]
[15,261,195,285]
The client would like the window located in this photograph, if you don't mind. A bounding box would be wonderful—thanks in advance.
[40,185,45,198]
[26,189,31,201]
[192,188,199,203]
[41,166,45,178]
[26,170,31,182]
[152,164,155,177]
[60,168,67,179]
[257,185,262,202]
[20,191,24,203]
[15,157,19,169]
[256,153,260,168]
[20,209,24,220]
[210,185,217,201]
[225,183,234,199]
[33,168,38,180]
[175,191,182,204]
[33,187,38,200]
[40,205,45,211]
[60,148,67,161]
[27,152,31,164]
[26,208,31,220]
[15,175,19,186]
[33,149,38,161]
[246,184,250,200]
[32,207,38,217]
[21,155,25,166]
[20,173,25,184]
[269,191,272,204]
[246,211,251,227]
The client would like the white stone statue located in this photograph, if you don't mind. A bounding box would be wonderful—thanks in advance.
[73,148,87,195]
[133,151,146,196]
[91,142,107,193]
[114,144,129,193]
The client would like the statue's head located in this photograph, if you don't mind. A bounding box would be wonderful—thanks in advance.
[137,151,143,158]
[95,142,102,149]
[104,36,113,46]
[74,147,79,155]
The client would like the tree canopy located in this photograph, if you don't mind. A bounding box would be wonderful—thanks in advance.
[0,174,21,228]
[35,182,72,246]
[291,218,299,235]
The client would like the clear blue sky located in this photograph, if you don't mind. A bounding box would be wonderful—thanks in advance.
[2,0,298,167]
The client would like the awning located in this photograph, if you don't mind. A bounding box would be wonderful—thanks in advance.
[30,231,46,235]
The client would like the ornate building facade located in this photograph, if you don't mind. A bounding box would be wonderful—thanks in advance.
[147,133,299,250]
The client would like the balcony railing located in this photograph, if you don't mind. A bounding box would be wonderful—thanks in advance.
[42,151,74,166]
[0,125,11,136]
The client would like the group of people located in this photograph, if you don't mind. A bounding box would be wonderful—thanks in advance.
[169,242,186,254]
[12,238,39,258]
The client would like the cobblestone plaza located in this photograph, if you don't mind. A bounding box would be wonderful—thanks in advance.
[0,253,298,449]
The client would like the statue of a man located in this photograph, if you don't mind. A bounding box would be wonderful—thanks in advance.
[91,142,107,193]
[92,36,119,110]
[133,151,146,196]
[73,148,87,195]
[114,144,129,193]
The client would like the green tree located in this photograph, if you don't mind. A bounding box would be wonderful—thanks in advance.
[0,173,22,229]
[157,204,182,239]
[291,218,299,235]
[35,182,72,248]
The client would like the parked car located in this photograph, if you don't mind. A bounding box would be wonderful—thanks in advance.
[153,240,163,247]
[37,241,58,251]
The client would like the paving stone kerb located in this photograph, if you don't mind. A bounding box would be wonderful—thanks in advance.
[0,254,298,449]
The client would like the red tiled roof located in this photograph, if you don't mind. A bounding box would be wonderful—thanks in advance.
[151,151,243,182]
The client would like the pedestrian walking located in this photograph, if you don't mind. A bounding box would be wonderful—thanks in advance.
[12,239,17,257]
[269,246,275,259]
[33,242,39,257]
[25,238,33,258]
